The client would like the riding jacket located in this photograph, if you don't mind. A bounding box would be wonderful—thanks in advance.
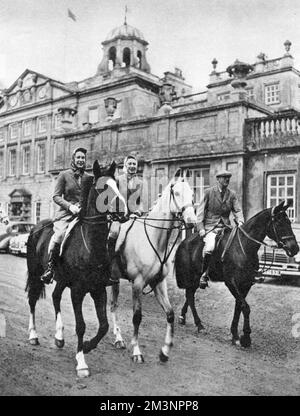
[196,185,244,232]
[53,168,90,221]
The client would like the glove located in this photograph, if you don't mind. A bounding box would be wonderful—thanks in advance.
[69,204,81,215]
[199,229,206,237]
[238,221,244,227]
[131,210,143,218]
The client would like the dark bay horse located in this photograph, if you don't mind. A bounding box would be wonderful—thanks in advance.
[25,161,127,377]
[110,169,197,363]
[175,201,299,347]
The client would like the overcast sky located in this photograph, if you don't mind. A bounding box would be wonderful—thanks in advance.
[0,0,299,92]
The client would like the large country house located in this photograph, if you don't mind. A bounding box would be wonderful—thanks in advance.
[0,23,300,226]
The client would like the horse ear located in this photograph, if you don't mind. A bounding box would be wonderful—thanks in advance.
[174,168,182,179]
[183,168,191,179]
[273,200,285,215]
[107,161,117,178]
[93,160,102,179]
[283,199,292,211]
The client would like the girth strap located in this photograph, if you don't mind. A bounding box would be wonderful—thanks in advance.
[221,226,238,263]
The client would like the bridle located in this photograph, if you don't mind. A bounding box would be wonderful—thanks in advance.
[238,208,294,250]
[220,207,295,264]
[169,182,194,220]
[142,182,192,294]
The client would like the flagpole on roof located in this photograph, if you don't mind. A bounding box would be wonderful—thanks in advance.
[124,5,127,25]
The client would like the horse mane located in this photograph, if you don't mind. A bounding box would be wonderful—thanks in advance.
[244,207,272,228]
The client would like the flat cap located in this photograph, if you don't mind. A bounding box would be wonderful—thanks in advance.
[216,169,232,178]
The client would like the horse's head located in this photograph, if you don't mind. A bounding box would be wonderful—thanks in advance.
[87,160,128,219]
[168,168,197,227]
[267,201,299,257]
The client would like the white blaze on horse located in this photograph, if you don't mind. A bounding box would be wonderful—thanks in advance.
[110,168,197,363]
[25,161,127,378]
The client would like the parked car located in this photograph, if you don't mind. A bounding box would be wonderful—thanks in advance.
[258,224,300,279]
[9,231,32,256]
[0,222,34,254]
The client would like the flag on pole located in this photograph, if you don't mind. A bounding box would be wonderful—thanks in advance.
[68,8,77,22]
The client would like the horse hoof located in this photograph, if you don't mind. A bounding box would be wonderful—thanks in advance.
[178,316,186,325]
[159,349,169,363]
[197,323,205,332]
[55,338,65,349]
[232,338,241,346]
[115,340,126,349]
[29,338,39,346]
[132,354,144,364]
[77,368,90,378]
[240,335,251,348]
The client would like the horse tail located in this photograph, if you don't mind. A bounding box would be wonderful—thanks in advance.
[175,233,203,289]
[25,221,51,300]
[174,240,192,289]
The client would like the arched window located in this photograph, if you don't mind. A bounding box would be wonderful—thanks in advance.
[137,50,142,69]
[123,48,131,67]
[108,47,116,71]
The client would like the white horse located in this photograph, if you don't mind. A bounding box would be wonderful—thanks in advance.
[110,168,197,363]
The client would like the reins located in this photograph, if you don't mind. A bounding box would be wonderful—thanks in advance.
[142,216,184,295]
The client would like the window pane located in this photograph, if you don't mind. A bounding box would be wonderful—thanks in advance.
[270,188,277,197]
[270,177,277,186]
[287,176,294,186]
[278,177,285,186]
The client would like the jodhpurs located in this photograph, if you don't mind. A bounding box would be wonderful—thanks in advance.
[202,226,223,256]
[109,221,121,240]
[52,214,74,246]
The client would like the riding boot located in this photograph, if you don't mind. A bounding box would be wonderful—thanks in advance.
[107,238,119,284]
[40,243,60,284]
[199,254,212,289]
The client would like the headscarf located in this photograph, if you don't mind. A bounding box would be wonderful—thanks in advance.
[70,147,87,178]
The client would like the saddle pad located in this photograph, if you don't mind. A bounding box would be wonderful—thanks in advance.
[60,217,79,256]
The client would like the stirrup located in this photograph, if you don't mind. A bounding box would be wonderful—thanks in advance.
[199,275,209,289]
[41,269,54,285]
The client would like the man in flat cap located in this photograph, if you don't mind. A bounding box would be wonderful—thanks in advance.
[196,169,244,289]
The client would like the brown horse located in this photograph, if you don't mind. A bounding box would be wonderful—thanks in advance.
[175,201,299,347]
[25,161,127,377]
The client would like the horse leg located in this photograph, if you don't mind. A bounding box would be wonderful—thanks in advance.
[226,281,252,348]
[110,283,126,349]
[178,292,189,325]
[82,288,109,353]
[186,286,204,332]
[71,287,89,378]
[230,300,242,346]
[52,281,67,349]
[27,281,44,346]
[154,279,174,363]
[131,278,144,363]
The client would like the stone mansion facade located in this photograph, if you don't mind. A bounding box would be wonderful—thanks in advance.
[1,24,300,226]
